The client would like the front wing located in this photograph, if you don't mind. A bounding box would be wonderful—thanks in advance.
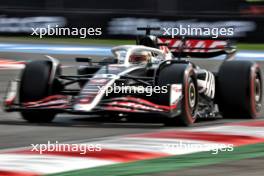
[3,80,182,117]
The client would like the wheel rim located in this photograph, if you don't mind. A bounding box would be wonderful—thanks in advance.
[255,76,261,102]
[250,65,262,117]
[254,72,262,113]
[188,82,196,108]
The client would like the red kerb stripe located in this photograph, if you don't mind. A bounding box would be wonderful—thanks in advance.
[130,130,264,146]
[11,148,168,162]
[0,170,39,176]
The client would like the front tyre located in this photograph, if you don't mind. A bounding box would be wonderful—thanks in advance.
[156,63,198,126]
[19,60,60,123]
[21,111,55,123]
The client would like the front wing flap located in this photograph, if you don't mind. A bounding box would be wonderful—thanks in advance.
[3,81,183,117]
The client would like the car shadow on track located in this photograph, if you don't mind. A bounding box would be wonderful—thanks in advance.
[0,114,229,129]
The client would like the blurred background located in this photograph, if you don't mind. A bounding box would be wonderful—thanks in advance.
[0,1,264,176]
[0,0,263,43]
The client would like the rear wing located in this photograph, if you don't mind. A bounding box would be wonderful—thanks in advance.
[136,27,236,59]
[157,38,236,58]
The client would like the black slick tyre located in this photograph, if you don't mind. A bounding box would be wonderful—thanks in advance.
[156,63,198,126]
[217,60,262,119]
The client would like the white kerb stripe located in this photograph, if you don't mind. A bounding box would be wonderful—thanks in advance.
[0,154,118,174]
[88,137,226,155]
[191,125,264,138]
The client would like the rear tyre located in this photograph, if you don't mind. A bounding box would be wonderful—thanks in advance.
[19,60,60,123]
[156,63,198,126]
[217,61,262,119]
[21,111,55,123]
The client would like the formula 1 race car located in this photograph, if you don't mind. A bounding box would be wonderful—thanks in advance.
[3,28,263,126]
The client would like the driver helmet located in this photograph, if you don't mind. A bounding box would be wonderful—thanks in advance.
[129,51,151,65]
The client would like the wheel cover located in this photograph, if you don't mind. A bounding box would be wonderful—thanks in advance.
[188,82,196,108]
[254,73,262,112]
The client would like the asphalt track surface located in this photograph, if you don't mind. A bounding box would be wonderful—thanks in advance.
[0,50,264,175]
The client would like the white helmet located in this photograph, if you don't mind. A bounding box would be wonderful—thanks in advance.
[129,51,151,65]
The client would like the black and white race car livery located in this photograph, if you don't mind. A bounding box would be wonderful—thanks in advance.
[3,28,262,126]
